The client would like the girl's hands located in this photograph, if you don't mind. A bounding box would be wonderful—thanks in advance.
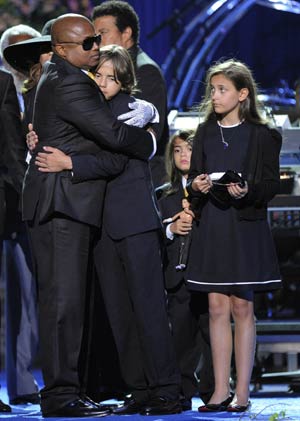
[227,181,248,199]
[191,173,212,194]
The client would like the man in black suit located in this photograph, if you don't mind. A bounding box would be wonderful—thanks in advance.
[22,14,157,418]
[0,69,27,413]
[92,0,168,187]
[33,78,182,415]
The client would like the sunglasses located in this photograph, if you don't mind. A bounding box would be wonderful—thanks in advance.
[55,34,101,51]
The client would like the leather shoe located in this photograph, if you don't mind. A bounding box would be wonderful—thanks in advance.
[198,392,234,412]
[112,397,144,415]
[0,399,11,412]
[227,399,251,412]
[10,393,40,405]
[43,398,110,417]
[140,396,182,416]
[80,394,118,412]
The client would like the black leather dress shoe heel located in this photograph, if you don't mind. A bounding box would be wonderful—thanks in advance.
[0,399,11,413]
[198,393,234,412]
[43,398,110,417]
[140,396,182,416]
[227,400,251,412]
[112,397,145,415]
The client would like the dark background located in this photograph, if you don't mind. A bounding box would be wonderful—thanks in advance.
[1,0,299,110]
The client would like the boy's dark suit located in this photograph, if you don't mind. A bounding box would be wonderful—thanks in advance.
[158,181,214,404]
[22,54,155,415]
[71,92,181,404]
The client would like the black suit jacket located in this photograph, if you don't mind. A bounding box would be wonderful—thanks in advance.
[129,45,169,156]
[0,69,27,236]
[0,69,26,193]
[22,54,154,227]
[157,182,187,289]
[72,92,162,239]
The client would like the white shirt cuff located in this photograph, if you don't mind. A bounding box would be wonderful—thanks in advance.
[166,223,174,241]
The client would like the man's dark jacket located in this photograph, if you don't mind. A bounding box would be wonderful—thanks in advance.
[71,91,162,239]
[22,54,154,227]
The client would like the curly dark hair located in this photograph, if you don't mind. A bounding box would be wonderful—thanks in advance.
[92,1,140,44]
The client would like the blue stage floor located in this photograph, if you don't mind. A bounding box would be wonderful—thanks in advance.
[1,371,300,420]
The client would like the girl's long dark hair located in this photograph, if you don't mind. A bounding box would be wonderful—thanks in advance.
[200,59,266,125]
[163,129,194,196]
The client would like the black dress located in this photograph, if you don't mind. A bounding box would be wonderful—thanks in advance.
[187,121,281,294]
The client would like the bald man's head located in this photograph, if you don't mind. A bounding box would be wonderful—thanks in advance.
[51,14,100,70]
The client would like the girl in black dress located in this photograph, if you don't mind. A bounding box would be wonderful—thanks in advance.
[186,59,282,413]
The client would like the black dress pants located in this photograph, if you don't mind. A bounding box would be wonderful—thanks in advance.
[28,215,94,413]
[167,282,214,402]
[95,228,181,403]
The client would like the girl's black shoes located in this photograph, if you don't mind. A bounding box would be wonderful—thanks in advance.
[198,392,234,412]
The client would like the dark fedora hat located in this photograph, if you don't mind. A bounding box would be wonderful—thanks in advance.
[3,19,55,75]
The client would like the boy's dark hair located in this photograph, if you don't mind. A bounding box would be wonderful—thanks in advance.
[96,44,137,94]
[92,1,140,44]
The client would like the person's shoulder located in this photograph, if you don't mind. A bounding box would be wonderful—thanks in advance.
[251,122,282,141]
[136,47,161,71]
[51,54,84,79]
[249,122,282,150]
[108,92,135,115]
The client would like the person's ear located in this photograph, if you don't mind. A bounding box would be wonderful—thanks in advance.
[54,44,66,58]
[122,26,133,46]
[239,88,249,102]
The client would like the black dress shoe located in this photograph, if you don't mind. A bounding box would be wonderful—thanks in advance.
[227,399,251,412]
[80,394,118,412]
[0,399,11,412]
[198,392,234,412]
[112,397,144,415]
[43,398,110,417]
[10,393,40,405]
[140,396,182,416]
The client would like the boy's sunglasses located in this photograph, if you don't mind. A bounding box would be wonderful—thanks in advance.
[54,34,101,51]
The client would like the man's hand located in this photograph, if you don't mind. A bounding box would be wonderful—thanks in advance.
[35,146,72,173]
[27,123,39,151]
[117,99,159,128]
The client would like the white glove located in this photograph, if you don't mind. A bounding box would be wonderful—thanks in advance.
[117,98,160,128]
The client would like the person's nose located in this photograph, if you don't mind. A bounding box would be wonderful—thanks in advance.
[99,77,106,87]
[180,149,187,157]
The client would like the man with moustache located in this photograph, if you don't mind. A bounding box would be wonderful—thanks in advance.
[22,13,158,418]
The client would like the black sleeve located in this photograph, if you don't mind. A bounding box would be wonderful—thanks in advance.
[56,75,154,160]
[245,127,282,206]
[71,151,128,183]
[0,73,27,193]
[135,64,168,145]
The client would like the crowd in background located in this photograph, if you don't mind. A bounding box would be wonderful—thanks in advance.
[0,0,93,35]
